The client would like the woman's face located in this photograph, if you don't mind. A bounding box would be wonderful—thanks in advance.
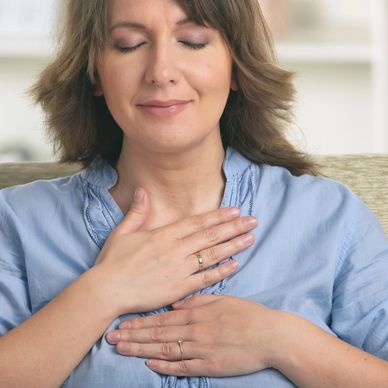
[96,0,236,154]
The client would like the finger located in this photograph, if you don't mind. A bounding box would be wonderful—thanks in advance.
[182,215,257,257]
[183,259,239,293]
[172,294,223,310]
[160,206,241,239]
[146,358,209,377]
[116,187,151,234]
[187,232,255,274]
[115,340,200,361]
[118,309,193,330]
[106,325,193,344]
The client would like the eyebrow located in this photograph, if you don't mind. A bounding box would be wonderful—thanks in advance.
[109,17,198,32]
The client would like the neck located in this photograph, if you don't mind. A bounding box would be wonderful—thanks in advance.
[110,136,227,230]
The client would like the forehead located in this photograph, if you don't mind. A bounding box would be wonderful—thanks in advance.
[108,0,188,24]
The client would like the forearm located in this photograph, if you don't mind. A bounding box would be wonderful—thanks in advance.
[272,313,388,387]
[0,266,118,388]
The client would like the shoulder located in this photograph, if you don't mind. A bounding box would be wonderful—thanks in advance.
[226,147,356,211]
[256,162,386,248]
[248,162,386,246]
[226,148,370,226]
[0,173,85,223]
[253,162,365,215]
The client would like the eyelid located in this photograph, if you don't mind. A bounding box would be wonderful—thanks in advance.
[114,42,145,53]
[180,41,208,50]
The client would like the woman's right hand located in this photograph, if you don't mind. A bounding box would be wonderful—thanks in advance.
[94,187,257,315]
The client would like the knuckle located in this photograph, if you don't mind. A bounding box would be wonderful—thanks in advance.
[203,227,218,244]
[192,214,207,230]
[118,342,132,354]
[206,246,218,262]
[130,206,144,217]
[150,327,163,342]
[236,236,247,249]
[178,360,189,373]
[156,313,167,327]
[201,270,213,287]
[160,342,172,358]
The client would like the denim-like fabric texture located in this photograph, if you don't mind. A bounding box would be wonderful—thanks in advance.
[1,147,388,387]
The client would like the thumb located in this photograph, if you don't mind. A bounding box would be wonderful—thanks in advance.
[172,294,223,310]
[118,187,150,233]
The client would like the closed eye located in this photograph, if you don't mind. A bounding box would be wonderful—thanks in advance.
[114,41,207,53]
[180,41,207,50]
[115,42,146,53]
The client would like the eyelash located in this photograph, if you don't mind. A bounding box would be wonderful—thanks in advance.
[182,42,207,50]
[115,41,207,53]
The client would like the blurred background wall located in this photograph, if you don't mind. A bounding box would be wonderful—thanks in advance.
[0,0,387,162]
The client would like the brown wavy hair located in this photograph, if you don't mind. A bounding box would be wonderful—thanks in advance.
[31,0,318,175]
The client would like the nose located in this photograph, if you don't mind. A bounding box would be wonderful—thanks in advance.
[144,41,181,87]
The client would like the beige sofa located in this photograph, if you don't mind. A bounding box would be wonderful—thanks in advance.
[0,155,387,236]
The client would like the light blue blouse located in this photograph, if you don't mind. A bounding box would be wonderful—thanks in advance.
[1,147,388,387]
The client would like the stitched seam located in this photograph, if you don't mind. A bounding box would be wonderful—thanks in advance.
[97,189,116,229]
[214,174,239,296]
[335,206,375,282]
[334,208,357,281]
[248,165,255,216]
[84,183,102,249]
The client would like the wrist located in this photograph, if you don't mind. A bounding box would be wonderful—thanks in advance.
[79,265,124,320]
[264,310,306,370]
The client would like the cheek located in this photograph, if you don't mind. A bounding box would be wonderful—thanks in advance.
[97,59,139,101]
[196,62,233,111]
[193,56,233,99]
[101,74,127,98]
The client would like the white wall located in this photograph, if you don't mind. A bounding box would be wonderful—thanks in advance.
[0,57,53,161]
[288,63,374,154]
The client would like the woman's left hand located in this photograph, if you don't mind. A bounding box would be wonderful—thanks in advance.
[106,294,287,377]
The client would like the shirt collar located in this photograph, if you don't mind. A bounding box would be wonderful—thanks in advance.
[222,146,253,180]
[80,156,118,189]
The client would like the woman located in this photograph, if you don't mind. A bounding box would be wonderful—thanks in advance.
[1,0,388,386]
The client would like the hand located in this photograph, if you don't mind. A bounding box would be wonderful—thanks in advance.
[106,294,285,377]
[94,188,257,315]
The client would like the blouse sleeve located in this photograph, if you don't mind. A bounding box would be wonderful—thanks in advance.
[331,193,388,359]
[0,191,32,335]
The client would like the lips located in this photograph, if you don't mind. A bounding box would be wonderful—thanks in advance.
[140,100,190,107]
[138,100,191,117]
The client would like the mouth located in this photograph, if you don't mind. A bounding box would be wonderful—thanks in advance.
[137,100,191,117]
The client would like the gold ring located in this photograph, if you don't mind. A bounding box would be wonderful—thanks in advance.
[195,252,204,271]
[177,339,184,361]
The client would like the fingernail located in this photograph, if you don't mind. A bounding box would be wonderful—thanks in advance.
[230,260,239,270]
[243,234,254,244]
[227,207,240,218]
[172,299,185,308]
[146,360,156,368]
[119,321,131,329]
[245,217,257,227]
[107,331,121,341]
[133,188,144,202]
